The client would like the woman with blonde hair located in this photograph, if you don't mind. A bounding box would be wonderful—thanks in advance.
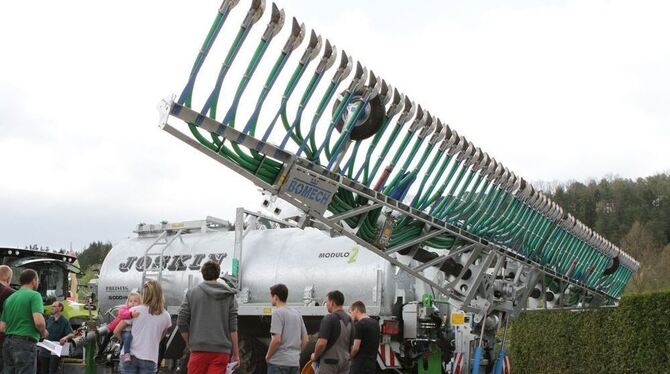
[115,280,172,374]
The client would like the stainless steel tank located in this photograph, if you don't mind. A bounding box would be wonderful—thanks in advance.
[98,225,418,318]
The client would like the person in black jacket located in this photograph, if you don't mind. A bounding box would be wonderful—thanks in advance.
[349,301,380,374]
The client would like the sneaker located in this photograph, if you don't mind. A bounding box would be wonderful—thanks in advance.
[123,353,131,362]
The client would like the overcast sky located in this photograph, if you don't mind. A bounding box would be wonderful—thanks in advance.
[1,0,668,250]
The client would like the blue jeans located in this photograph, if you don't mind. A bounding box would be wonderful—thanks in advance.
[267,363,300,374]
[119,355,157,374]
[122,330,133,354]
[2,336,37,374]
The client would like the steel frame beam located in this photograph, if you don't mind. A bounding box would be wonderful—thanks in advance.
[160,99,617,308]
[385,229,449,255]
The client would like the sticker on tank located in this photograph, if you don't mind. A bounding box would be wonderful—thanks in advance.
[118,253,227,272]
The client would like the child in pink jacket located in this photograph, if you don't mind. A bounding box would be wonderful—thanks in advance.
[107,292,141,362]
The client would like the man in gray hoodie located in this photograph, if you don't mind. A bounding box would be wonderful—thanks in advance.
[178,260,239,374]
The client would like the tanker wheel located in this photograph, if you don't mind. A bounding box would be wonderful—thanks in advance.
[174,349,189,374]
[235,334,267,374]
[332,88,385,141]
[299,334,319,369]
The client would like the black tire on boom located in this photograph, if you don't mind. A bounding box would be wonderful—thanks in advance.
[603,255,620,276]
[333,87,386,141]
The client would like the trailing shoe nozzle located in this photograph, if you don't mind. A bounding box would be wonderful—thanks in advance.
[474,152,491,173]
[439,125,456,152]
[378,81,391,107]
[429,118,446,144]
[261,3,285,41]
[315,40,337,74]
[242,0,266,28]
[299,30,322,64]
[504,171,518,193]
[418,112,436,138]
[485,158,501,179]
[446,132,464,157]
[385,89,404,118]
[408,105,426,132]
[219,0,241,15]
[525,185,539,204]
[282,18,305,53]
[456,139,476,163]
[492,164,507,184]
[347,62,367,91]
[332,51,352,83]
[396,96,416,126]
[363,70,383,99]
[464,147,484,168]
[513,175,526,196]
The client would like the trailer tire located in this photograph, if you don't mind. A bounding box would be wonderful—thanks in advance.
[236,335,267,374]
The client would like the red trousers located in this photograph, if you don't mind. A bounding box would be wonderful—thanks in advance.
[188,351,231,374]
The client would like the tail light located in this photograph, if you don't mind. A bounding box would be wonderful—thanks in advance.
[381,320,399,335]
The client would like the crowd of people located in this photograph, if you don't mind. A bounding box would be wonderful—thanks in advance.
[0,266,76,374]
[0,260,381,374]
[177,261,380,374]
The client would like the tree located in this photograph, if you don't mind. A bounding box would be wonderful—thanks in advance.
[656,243,670,291]
[543,173,670,294]
[77,241,112,272]
[621,221,667,293]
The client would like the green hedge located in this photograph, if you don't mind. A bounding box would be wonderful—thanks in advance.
[509,290,670,373]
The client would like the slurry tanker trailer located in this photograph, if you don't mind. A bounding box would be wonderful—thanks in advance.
[81,1,640,373]
[96,206,441,373]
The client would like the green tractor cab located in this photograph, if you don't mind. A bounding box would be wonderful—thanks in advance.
[1,247,97,328]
